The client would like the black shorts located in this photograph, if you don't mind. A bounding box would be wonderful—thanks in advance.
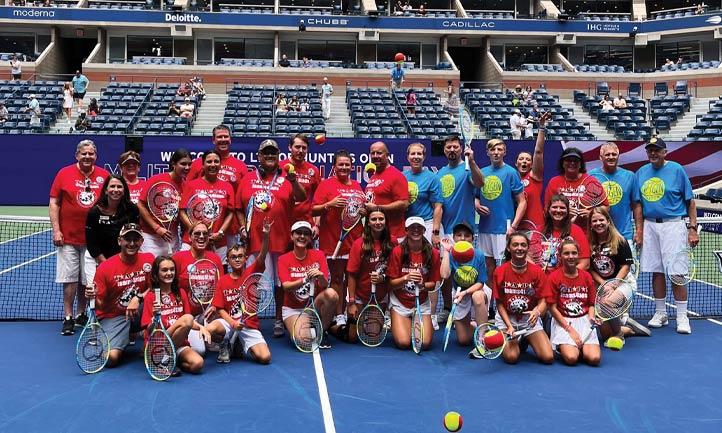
[12,73,21,80]
[75,91,86,99]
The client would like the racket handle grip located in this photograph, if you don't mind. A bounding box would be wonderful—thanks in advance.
[331,241,342,260]
[167,240,173,254]
[465,155,469,170]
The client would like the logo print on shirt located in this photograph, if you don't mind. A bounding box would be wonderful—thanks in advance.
[641,177,665,202]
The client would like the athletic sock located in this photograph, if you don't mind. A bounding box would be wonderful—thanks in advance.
[676,301,688,318]
[655,298,666,313]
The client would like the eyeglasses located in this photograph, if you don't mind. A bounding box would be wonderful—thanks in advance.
[260,149,279,155]
[228,254,247,261]
[192,232,209,238]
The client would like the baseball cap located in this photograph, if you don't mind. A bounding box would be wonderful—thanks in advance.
[291,221,312,233]
[405,216,425,228]
[29,94,35,99]
[119,152,140,165]
[645,137,667,149]
[259,139,279,152]
[560,147,583,160]
[453,221,474,234]
[119,223,142,237]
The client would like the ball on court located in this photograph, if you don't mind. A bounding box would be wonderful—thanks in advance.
[451,241,474,264]
[443,411,462,432]
[365,162,376,175]
[394,52,406,62]
[284,163,295,174]
[606,336,624,352]
[484,330,505,350]
[315,134,326,145]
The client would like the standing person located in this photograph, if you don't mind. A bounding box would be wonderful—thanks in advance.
[445,80,454,103]
[509,109,532,140]
[435,134,484,323]
[278,221,337,349]
[546,238,601,366]
[541,194,591,273]
[313,150,365,328]
[406,88,417,115]
[84,223,154,367]
[286,134,321,232]
[390,62,405,88]
[50,140,111,335]
[62,82,74,121]
[321,77,333,120]
[236,139,306,338]
[72,70,89,111]
[633,137,698,334]
[365,141,409,241]
[118,151,146,205]
[475,138,527,284]
[514,111,551,230]
[25,94,40,124]
[137,148,192,256]
[10,54,21,80]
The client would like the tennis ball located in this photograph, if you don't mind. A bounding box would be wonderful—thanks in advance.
[606,336,624,352]
[364,162,376,175]
[315,134,326,145]
[284,163,295,174]
[260,202,268,211]
[483,330,505,350]
[451,241,474,264]
[443,411,462,432]
[394,52,406,63]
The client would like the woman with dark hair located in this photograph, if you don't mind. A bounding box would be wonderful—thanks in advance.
[541,194,591,273]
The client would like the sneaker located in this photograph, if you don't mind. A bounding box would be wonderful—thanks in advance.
[431,314,439,331]
[648,311,669,328]
[676,315,692,334]
[61,317,75,335]
[75,312,88,328]
[625,317,652,337]
[217,343,231,363]
[319,331,331,349]
[437,308,451,324]
[334,314,347,327]
[273,320,285,338]
[128,332,137,346]
[468,347,483,359]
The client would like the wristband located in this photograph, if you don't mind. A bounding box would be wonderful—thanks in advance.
[563,322,571,331]
[218,230,224,236]
[153,224,161,232]
[432,229,440,235]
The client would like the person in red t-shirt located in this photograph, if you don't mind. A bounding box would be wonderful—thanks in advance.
[278,221,337,349]
[541,194,591,273]
[546,238,601,366]
[141,256,210,375]
[514,111,551,231]
[285,133,321,228]
[365,141,409,240]
[493,232,553,364]
[50,139,111,336]
[84,223,154,367]
[207,218,273,364]
[386,217,441,351]
[118,150,146,205]
[312,150,366,328]
[180,150,235,259]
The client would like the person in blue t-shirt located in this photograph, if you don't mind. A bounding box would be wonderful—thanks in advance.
[475,139,526,284]
[72,70,90,111]
[390,63,405,88]
[633,137,699,334]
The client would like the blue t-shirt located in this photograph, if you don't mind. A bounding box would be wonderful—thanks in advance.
[72,75,89,93]
[437,163,477,232]
[476,163,524,234]
[635,161,693,219]
[404,168,442,221]
[390,67,405,83]
[448,247,487,288]
[589,167,636,239]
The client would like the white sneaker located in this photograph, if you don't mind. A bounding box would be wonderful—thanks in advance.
[431,314,439,331]
[676,315,691,334]
[648,311,669,328]
[334,314,347,326]
[217,343,230,363]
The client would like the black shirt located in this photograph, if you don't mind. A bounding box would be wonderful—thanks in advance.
[85,204,140,259]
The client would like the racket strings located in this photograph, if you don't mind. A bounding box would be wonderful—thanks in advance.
[78,325,108,369]
[189,195,220,225]
[150,189,179,221]
[295,311,322,352]
[411,312,423,350]
[147,331,175,379]
[241,277,274,315]
[667,251,696,285]
[358,307,385,345]
[579,179,606,208]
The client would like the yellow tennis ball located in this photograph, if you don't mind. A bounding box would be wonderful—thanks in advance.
[444,411,463,432]
[606,336,624,352]
[260,202,268,211]
[284,163,295,174]
[365,162,376,175]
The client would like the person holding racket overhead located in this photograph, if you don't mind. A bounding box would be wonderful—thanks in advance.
[514,111,551,231]
[386,217,441,351]
[179,150,235,259]
[546,238,601,366]
[540,194,591,273]
[50,139,111,336]
[141,255,210,375]
[493,231,553,364]
[278,221,337,349]
[633,137,698,334]
[118,151,146,205]
[84,223,154,367]
[365,141,409,241]
[312,150,366,330]
[207,218,273,364]
[138,148,191,256]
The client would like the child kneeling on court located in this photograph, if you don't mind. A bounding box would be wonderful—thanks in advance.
[206,218,273,364]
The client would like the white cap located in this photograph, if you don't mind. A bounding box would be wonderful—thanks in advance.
[405,216,425,228]
[291,221,313,232]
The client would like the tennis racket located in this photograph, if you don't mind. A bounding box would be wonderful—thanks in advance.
[666,247,697,286]
[147,181,180,254]
[581,278,635,344]
[331,192,366,259]
[292,278,323,353]
[459,106,474,170]
[188,258,220,325]
[144,288,177,381]
[244,195,255,246]
[357,282,387,347]
[75,298,110,374]
[473,322,531,360]
[411,282,424,354]
[631,244,641,279]
[186,192,221,230]
[516,219,537,236]
[527,230,554,269]
[571,175,607,223]
[442,286,463,352]
[234,272,274,324]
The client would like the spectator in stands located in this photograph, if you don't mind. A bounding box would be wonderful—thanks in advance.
[167,101,181,117]
[62,82,73,121]
[288,95,300,112]
[402,0,412,12]
[523,85,535,102]
[72,70,89,111]
[417,4,426,15]
[676,57,684,65]
[321,77,333,119]
[301,57,312,68]
[390,62,405,89]
[0,102,8,124]
[695,3,704,14]
[613,93,627,109]
[177,81,192,97]
[191,77,206,100]
[509,109,532,140]
[42,0,52,6]
[444,90,459,117]
[24,93,41,124]
[275,93,288,114]
[299,98,310,112]
[512,84,524,101]
[10,55,21,80]
[664,58,675,67]
[527,103,542,127]
[180,98,194,119]
[278,54,291,68]
[446,80,454,101]
[394,0,404,15]
[74,110,91,132]
[599,95,614,111]
[87,98,101,116]
[406,88,417,114]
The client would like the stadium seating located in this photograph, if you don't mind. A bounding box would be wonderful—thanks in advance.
[660,61,720,72]
[685,96,722,141]
[348,88,409,139]
[83,82,153,134]
[575,64,626,73]
[0,79,62,134]
[520,64,564,73]
[133,83,195,136]
[394,88,454,140]
[576,90,650,140]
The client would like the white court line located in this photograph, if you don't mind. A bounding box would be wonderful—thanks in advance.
[0,251,57,276]
[634,290,722,326]
[0,228,51,246]
[313,349,337,433]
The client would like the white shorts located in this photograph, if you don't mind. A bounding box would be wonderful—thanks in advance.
[494,313,544,335]
[640,219,687,274]
[83,251,97,289]
[282,305,305,321]
[139,231,179,257]
[55,244,87,285]
[213,318,267,354]
[550,315,599,348]
[389,291,432,317]
[476,232,506,261]
[454,284,492,320]
[188,329,206,356]
[246,252,281,286]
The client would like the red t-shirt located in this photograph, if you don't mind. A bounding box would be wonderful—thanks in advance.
[544,174,609,229]
[236,169,295,254]
[211,260,263,330]
[138,172,185,234]
[346,236,398,303]
[94,252,154,319]
[172,250,224,316]
[278,249,329,310]
[313,177,365,256]
[540,224,591,274]
[521,172,544,230]
[141,289,191,331]
[180,177,235,246]
[50,164,110,245]
[365,165,409,239]
[386,245,441,308]
[285,160,320,224]
[127,179,147,205]
[544,267,596,318]
[493,261,548,321]
[188,154,248,189]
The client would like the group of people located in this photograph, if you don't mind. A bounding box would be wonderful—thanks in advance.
[51,123,697,373]
[168,98,196,119]
[177,77,206,100]
[274,93,310,114]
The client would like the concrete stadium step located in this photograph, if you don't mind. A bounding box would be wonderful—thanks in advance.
[190,93,227,135]
[665,97,713,140]
[559,98,614,141]
[326,96,354,137]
